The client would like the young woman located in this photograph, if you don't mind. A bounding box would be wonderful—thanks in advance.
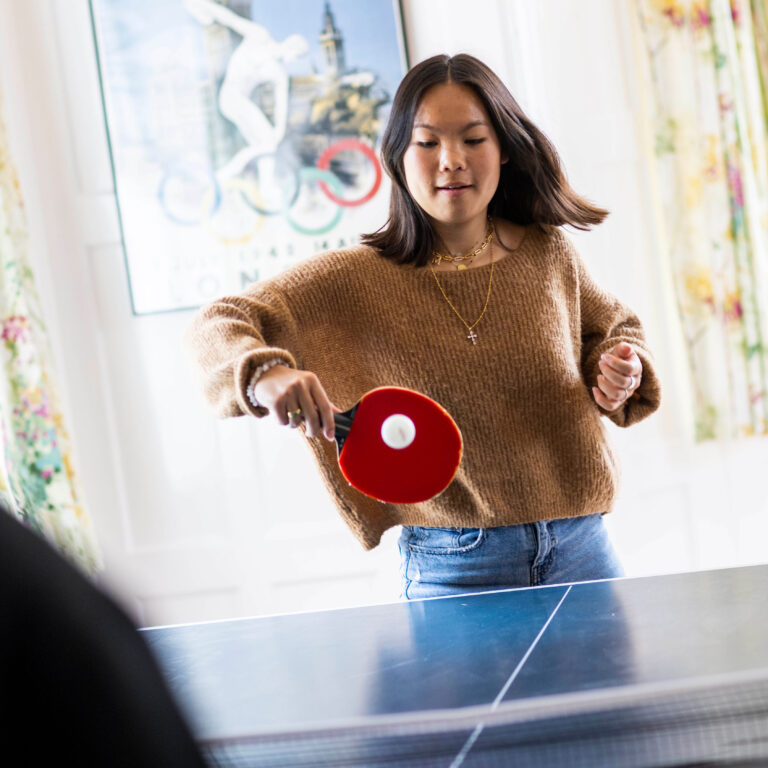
[186,54,661,599]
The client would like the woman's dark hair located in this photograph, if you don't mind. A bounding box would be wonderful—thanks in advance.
[361,53,609,266]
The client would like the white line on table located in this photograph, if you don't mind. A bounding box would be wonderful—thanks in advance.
[448,584,573,768]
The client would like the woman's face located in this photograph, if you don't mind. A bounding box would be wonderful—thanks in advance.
[402,81,505,231]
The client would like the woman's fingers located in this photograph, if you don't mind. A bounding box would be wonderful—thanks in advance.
[592,386,617,411]
[595,375,625,410]
[291,375,337,439]
[598,360,633,390]
[594,345,644,411]
[309,377,338,441]
[285,399,304,429]
[592,384,627,412]
[255,366,337,440]
[598,348,642,400]
[274,391,299,427]
[296,386,323,438]
[599,352,638,379]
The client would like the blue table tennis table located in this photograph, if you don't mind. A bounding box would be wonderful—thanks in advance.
[143,564,768,767]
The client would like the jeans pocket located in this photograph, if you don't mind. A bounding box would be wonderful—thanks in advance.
[406,526,486,555]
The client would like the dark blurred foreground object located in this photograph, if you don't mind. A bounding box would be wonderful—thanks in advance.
[0,507,207,767]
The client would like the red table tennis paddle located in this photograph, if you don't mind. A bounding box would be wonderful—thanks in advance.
[332,387,462,504]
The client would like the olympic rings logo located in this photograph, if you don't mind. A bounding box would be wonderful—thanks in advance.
[157,138,383,241]
[316,139,382,207]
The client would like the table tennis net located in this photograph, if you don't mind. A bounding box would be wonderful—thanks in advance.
[200,669,768,767]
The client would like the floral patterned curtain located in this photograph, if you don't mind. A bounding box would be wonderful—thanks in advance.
[0,90,101,572]
[634,0,768,440]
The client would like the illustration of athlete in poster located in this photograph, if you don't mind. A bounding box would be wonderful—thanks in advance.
[185,0,308,182]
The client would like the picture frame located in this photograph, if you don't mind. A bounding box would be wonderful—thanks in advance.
[89,0,408,315]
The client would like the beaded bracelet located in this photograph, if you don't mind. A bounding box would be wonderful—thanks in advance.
[246,358,289,408]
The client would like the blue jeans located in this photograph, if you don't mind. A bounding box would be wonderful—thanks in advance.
[397,514,624,600]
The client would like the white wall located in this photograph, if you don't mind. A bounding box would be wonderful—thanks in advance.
[1,0,767,626]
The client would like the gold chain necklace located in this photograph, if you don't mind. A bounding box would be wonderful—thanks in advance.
[429,237,495,345]
[431,219,493,271]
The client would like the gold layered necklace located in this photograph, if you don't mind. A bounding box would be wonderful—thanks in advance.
[431,218,493,271]
[429,233,495,346]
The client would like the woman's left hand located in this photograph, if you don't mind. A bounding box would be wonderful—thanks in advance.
[592,342,642,412]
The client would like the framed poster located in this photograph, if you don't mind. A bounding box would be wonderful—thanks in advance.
[89,0,408,314]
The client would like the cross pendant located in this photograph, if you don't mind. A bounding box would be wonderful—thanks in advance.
[467,329,478,345]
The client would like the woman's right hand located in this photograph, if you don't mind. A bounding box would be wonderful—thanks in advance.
[253,365,339,441]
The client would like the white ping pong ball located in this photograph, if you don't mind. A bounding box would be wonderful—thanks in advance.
[380,414,416,449]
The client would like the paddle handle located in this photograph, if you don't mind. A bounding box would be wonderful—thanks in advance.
[333,403,358,455]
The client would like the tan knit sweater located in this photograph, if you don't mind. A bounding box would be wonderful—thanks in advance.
[186,224,661,549]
